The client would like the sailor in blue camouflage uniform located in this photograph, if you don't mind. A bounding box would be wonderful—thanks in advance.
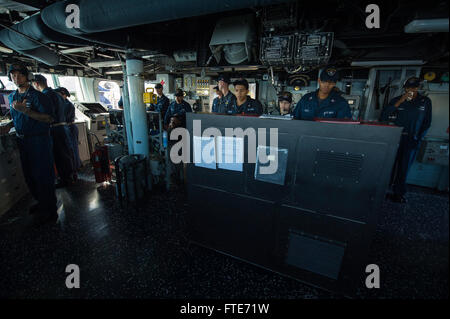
[211,86,223,113]
[32,74,75,188]
[150,83,170,120]
[8,64,57,225]
[380,77,432,203]
[164,89,192,128]
[293,67,352,120]
[213,74,237,115]
[55,87,82,173]
[233,78,263,115]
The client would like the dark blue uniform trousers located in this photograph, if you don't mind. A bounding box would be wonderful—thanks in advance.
[392,135,418,196]
[68,124,82,170]
[17,134,57,213]
[51,126,75,182]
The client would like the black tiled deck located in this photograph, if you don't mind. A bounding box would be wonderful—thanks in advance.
[0,166,448,299]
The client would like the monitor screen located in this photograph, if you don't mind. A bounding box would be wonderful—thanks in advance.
[109,110,124,126]
[0,93,11,116]
[80,102,109,114]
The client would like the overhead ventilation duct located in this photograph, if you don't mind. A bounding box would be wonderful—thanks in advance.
[40,0,290,54]
[0,14,91,65]
[1,0,290,66]
[404,19,449,33]
[0,14,89,49]
[19,47,60,66]
[0,41,60,66]
[0,0,39,12]
[41,0,290,34]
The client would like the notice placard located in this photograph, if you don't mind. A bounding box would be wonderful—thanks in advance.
[217,136,244,172]
[193,136,216,170]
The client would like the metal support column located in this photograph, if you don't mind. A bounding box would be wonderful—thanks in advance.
[121,63,134,155]
[126,56,149,157]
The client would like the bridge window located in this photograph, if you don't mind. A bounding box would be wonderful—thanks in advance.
[57,76,84,102]
[98,80,121,109]
[0,76,17,91]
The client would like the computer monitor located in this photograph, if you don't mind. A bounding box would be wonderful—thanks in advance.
[0,93,11,116]
[109,109,124,126]
[80,102,109,114]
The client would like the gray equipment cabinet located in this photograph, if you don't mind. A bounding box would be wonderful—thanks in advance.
[186,113,402,295]
[0,134,28,217]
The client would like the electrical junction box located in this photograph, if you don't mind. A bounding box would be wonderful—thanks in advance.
[260,35,295,65]
[294,32,334,66]
[196,77,211,96]
[183,74,197,92]
[418,140,449,166]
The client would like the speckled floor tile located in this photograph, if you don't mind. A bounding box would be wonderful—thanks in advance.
[0,165,448,299]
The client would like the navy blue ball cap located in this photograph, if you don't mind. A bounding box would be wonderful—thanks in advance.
[278,92,292,103]
[155,83,163,89]
[32,74,47,84]
[404,77,421,88]
[55,87,70,97]
[8,63,29,78]
[319,67,339,82]
[175,88,184,97]
[217,74,231,84]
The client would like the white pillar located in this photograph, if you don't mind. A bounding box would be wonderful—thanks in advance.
[126,58,149,157]
[121,69,134,155]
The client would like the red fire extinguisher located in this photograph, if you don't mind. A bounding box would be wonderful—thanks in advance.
[91,145,111,183]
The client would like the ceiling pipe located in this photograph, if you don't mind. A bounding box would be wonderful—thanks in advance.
[404,19,449,33]
[0,14,91,66]
[41,0,292,34]
[0,21,102,73]
[2,0,292,66]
